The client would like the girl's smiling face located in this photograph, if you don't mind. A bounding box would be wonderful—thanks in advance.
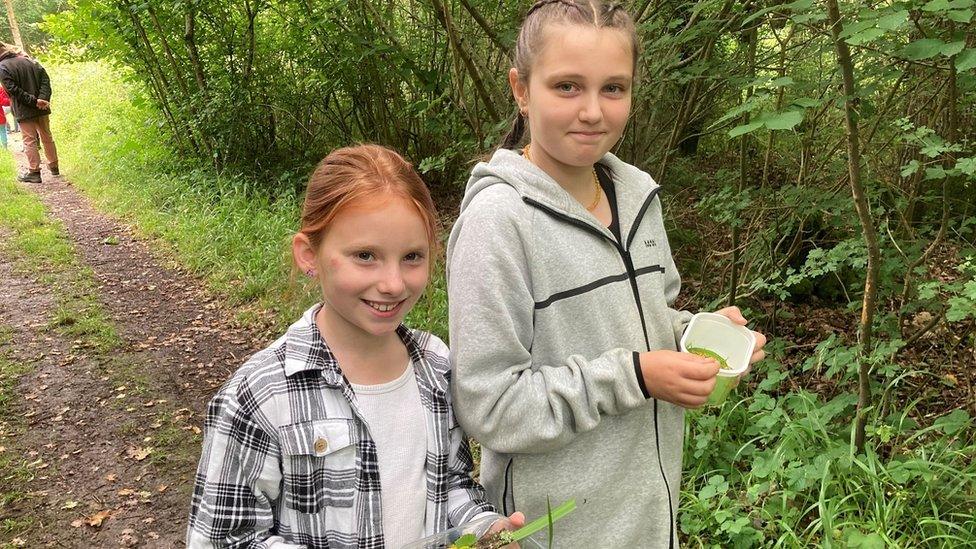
[512,24,634,171]
[312,193,430,339]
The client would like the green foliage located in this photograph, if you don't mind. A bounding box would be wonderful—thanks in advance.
[681,347,976,547]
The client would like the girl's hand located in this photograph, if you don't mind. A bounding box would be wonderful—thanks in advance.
[487,512,525,548]
[638,350,720,408]
[713,306,768,370]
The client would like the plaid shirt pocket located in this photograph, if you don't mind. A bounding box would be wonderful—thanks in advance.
[279,419,358,514]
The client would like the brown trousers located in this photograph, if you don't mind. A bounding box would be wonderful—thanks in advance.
[20,115,59,173]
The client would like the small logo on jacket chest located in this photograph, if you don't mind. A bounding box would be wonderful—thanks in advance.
[643,239,657,248]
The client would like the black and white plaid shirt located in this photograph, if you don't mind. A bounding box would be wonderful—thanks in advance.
[187,305,496,548]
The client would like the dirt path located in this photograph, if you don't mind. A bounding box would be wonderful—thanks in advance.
[1,151,271,547]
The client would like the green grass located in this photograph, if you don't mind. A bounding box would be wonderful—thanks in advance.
[0,152,120,351]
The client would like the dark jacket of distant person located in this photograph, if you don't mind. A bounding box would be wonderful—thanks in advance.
[0,49,52,122]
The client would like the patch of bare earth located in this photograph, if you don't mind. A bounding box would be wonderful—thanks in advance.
[1,158,270,547]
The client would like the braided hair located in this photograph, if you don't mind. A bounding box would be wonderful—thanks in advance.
[500,0,638,150]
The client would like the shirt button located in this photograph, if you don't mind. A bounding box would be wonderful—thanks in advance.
[314,437,328,454]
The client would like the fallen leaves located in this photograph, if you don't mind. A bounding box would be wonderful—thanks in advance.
[71,509,113,528]
[126,446,152,461]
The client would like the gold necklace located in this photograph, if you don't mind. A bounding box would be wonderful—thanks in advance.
[523,144,602,211]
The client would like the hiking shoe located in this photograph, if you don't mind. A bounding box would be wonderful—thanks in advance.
[17,171,41,183]
[50,166,60,176]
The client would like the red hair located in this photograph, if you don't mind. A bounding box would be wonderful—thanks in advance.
[298,144,440,256]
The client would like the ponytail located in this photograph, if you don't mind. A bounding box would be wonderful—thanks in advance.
[501,111,526,150]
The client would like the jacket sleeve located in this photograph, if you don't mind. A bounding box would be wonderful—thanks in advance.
[186,379,303,549]
[0,65,36,107]
[36,62,52,101]
[447,188,648,455]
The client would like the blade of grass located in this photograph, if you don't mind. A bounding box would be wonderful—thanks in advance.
[510,499,576,542]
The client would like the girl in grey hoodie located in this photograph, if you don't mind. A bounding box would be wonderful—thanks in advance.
[447,1,767,547]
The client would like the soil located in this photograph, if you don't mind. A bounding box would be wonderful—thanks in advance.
[1,143,272,546]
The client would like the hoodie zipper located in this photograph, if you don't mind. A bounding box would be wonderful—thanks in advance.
[523,189,676,547]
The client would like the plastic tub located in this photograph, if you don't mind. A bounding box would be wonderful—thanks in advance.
[679,312,756,405]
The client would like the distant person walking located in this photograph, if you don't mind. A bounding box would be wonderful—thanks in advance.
[0,43,58,183]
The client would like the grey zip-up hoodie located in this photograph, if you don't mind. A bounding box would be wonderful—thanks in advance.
[447,148,693,547]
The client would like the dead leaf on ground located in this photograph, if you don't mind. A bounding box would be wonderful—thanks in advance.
[126,446,152,461]
[85,509,112,527]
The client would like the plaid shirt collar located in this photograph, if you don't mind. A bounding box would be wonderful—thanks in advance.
[283,304,449,397]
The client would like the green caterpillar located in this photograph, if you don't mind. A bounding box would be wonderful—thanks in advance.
[686,347,730,371]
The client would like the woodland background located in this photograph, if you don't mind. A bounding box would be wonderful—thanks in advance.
[1,0,974,546]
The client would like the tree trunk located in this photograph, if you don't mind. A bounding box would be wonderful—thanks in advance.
[3,0,24,52]
[729,24,757,306]
[430,0,500,124]
[825,0,881,454]
[184,2,208,92]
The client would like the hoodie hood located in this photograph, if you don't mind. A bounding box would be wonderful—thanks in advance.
[459,148,661,244]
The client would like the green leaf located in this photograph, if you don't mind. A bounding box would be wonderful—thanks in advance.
[942,40,966,57]
[845,530,887,548]
[900,159,921,177]
[922,0,973,10]
[922,0,952,10]
[955,48,976,71]
[763,110,803,130]
[783,0,814,11]
[839,19,876,38]
[729,120,764,137]
[847,27,887,45]
[955,156,976,175]
[934,409,971,434]
[453,534,477,547]
[876,10,909,29]
[946,296,976,321]
[900,39,947,60]
[947,8,974,21]
[769,76,795,87]
[924,167,947,180]
[791,97,820,108]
